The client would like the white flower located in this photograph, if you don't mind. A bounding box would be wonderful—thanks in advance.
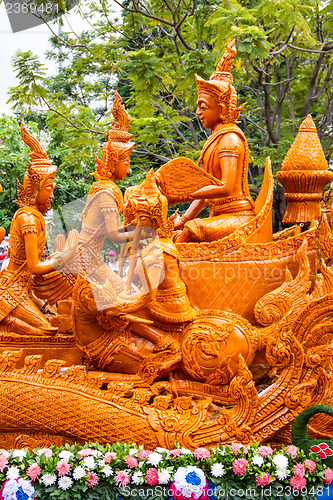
[272,454,289,469]
[73,466,86,480]
[91,450,102,457]
[252,455,264,467]
[156,447,169,454]
[58,476,73,490]
[211,463,225,478]
[148,452,162,466]
[83,456,96,470]
[275,468,290,480]
[0,450,10,459]
[132,471,143,485]
[11,450,26,461]
[101,465,113,478]
[180,448,193,455]
[59,450,73,460]
[158,469,171,484]
[98,460,106,467]
[42,473,57,486]
[129,448,138,455]
[173,466,207,499]
[6,466,20,479]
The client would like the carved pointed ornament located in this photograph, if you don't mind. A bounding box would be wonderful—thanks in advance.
[15,122,57,208]
[277,115,333,222]
[195,39,246,124]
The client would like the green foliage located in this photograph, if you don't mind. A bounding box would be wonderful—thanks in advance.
[3,0,332,229]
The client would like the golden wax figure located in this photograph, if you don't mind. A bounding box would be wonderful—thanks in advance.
[175,40,255,243]
[0,123,77,336]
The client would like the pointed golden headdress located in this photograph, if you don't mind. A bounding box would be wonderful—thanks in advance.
[195,39,245,124]
[125,169,177,237]
[91,91,135,180]
[15,122,57,207]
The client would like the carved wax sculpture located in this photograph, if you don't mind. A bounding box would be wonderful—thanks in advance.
[277,115,333,223]
[155,40,257,243]
[0,123,78,337]
[0,184,5,244]
[72,169,257,385]
[34,92,135,320]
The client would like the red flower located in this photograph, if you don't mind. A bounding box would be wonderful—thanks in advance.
[232,458,249,475]
[56,459,71,477]
[115,470,130,486]
[86,472,99,487]
[304,459,316,473]
[125,455,138,468]
[256,473,271,487]
[257,446,273,457]
[146,468,159,486]
[26,463,41,481]
[293,463,306,477]
[324,468,333,485]
[138,450,151,460]
[289,475,307,490]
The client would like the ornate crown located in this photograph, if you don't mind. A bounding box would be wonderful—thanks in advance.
[15,122,57,208]
[91,92,135,180]
[125,169,177,237]
[105,91,135,159]
[195,39,246,124]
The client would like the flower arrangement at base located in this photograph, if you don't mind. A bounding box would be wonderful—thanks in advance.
[0,442,332,500]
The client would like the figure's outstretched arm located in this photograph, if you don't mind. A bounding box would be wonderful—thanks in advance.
[24,229,79,275]
[174,199,206,230]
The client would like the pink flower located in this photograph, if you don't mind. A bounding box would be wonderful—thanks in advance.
[324,468,333,485]
[115,470,130,486]
[0,450,9,458]
[56,459,71,477]
[86,472,99,487]
[170,449,181,457]
[289,475,307,490]
[258,446,274,457]
[37,448,52,459]
[0,455,8,472]
[194,448,211,460]
[285,445,298,457]
[105,452,117,463]
[293,463,306,477]
[256,473,271,487]
[78,448,94,457]
[232,458,249,475]
[138,450,152,460]
[304,459,316,473]
[27,463,41,481]
[125,455,138,468]
[146,468,159,486]
[230,443,248,455]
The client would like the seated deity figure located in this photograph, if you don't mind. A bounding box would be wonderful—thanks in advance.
[72,170,195,380]
[76,92,135,299]
[0,123,77,336]
[174,40,255,243]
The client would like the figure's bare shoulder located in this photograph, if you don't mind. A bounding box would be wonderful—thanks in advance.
[219,131,244,149]
[15,207,40,234]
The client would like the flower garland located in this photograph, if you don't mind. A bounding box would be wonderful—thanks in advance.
[0,442,332,500]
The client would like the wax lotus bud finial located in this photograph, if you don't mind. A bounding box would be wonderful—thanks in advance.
[281,115,328,172]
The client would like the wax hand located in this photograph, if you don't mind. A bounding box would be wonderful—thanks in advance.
[54,229,79,270]
[53,234,65,253]
[174,216,186,230]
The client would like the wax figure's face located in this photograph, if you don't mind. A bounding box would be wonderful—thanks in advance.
[114,155,130,180]
[137,212,154,228]
[196,93,225,130]
[36,178,55,215]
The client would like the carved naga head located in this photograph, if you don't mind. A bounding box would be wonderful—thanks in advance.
[195,39,246,125]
